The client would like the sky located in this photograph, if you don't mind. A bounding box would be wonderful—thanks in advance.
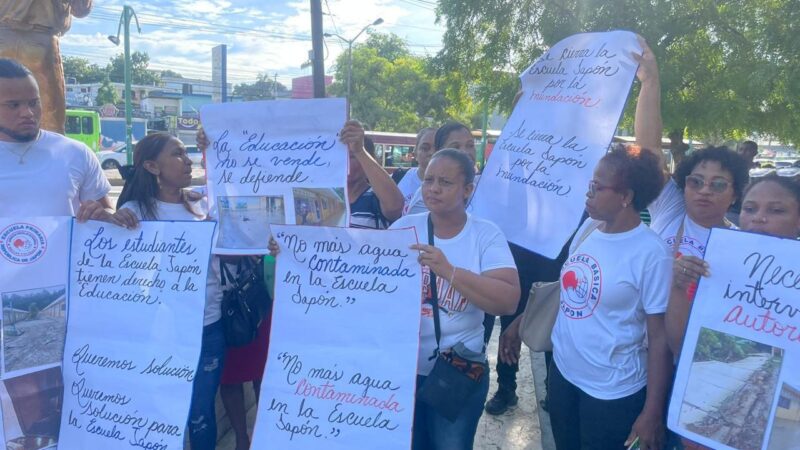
[61,0,445,87]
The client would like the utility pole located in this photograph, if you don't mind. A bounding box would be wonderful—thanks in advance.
[310,0,325,98]
[108,5,141,166]
[273,73,278,99]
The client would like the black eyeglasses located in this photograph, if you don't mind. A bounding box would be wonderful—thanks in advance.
[685,174,731,193]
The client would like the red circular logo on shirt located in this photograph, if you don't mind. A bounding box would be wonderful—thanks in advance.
[0,223,47,264]
[560,253,602,319]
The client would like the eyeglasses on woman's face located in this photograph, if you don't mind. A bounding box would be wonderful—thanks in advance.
[587,180,619,197]
[685,174,731,193]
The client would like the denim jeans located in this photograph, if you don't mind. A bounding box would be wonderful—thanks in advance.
[412,371,490,450]
[548,361,646,450]
[188,320,226,450]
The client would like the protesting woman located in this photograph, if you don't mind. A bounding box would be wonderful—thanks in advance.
[390,148,520,449]
[343,120,405,228]
[667,175,800,356]
[544,145,673,450]
[395,127,436,208]
[111,133,225,450]
[631,40,750,358]
[405,121,477,215]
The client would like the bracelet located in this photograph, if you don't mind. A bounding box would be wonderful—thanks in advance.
[449,266,457,286]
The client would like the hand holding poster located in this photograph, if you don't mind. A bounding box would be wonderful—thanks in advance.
[201,99,349,254]
[470,31,640,258]
[251,225,421,450]
[669,229,800,450]
[0,217,71,448]
[59,220,215,450]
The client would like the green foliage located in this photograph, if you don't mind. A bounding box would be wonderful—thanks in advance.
[233,73,289,101]
[330,32,476,132]
[63,56,106,83]
[107,51,161,85]
[436,0,800,144]
[95,77,120,106]
[694,328,755,363]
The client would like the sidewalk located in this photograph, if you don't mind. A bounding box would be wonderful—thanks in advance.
[210,321,555,449]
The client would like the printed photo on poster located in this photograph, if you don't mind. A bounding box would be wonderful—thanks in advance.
[678,328,783,450]
[217,195,286,249]
[2,286,66,377]
[0,367,62,450]
[292,188,346,227]
[767,383,800,450]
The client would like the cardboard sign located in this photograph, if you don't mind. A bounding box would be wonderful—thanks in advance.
[669,228,800,450]
[251,225,421,450]
[470,30,640,258]
[0,217,71,448]
[58,220,215,450]
[201,99,349,254]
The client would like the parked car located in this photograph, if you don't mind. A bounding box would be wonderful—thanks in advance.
[97,143,204,170]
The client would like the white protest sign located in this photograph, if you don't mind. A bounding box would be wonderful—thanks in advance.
[59,220,215,450]
[0,217,71,448]
[470,31,640,258]
[668,228,800,450]
[251,225,421,450]
[201,98,349,254]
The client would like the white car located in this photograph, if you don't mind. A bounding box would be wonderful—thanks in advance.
[97,144,204,170]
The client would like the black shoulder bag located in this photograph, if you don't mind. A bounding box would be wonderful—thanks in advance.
[219,257,272,347]
[416,214,486,422]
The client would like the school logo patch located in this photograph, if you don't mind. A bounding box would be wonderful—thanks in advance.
[665,234,705,258]
[0,223,47,264]
[560,253,602,319]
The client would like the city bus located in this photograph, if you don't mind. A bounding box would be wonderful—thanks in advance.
[65,109,101,152]
[366,129,502,172]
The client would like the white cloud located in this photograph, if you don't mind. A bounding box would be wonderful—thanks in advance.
[61,0,445,84]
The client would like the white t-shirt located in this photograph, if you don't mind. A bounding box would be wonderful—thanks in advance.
[396,167,421,208]
[648,178,711,258]
[390,213,516,375]
[120,198,223,326]
[552,220,671,400]
[0,131,110,216]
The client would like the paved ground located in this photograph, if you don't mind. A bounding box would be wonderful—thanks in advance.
[767,417,800,450]
[208,320,552,449]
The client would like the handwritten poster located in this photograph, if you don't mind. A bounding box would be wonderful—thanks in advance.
[201,98,349,255]
[0,216,71,449]
[59,220,216,450]
[669,229,800,450]
[470,31,640,258]
[251,225,421,450]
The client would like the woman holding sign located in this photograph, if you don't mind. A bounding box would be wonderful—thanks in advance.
[668,174,800,356]
[632,40,751,360]
[390,148,520,450]
[112,133,227,450]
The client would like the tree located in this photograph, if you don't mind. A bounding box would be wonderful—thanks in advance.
[160,70,183,79]
[233,74,289,101]
[62,56,106,83]
[329,32,476,132]
[436,0,800,144]
[95,77,120,106]
[107,51,160,85]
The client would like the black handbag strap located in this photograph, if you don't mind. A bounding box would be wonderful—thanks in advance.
[427,213,444,361]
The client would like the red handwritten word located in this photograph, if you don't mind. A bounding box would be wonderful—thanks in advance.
[723,305,800,344]
[529,90,601,108]
[293,378,403,413]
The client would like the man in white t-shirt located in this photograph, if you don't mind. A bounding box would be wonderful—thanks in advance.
[0,58,114,219]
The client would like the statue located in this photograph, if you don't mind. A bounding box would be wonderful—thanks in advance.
[0,1,93,134]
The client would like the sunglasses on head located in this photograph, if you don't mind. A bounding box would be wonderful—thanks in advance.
[685,174,730,193]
